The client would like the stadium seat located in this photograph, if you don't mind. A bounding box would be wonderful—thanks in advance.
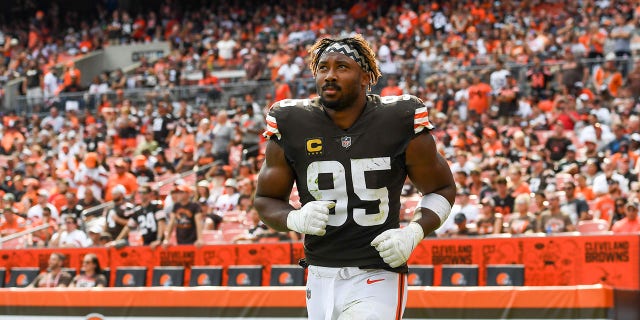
[62,267,77,278]
[152,266,185,287]
[486,264,525,286]
[577,219,611,235]
[408,265,434,286]
[189,266,222,286]
[269,265,305,286]
[8,267,40,287]
[0,268,5,287]
[114,266,147,287]
[227,265,262,286]
[441,265,478,286]
[102,267,110,287]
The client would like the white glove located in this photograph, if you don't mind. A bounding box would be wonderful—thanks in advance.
[286,200,335,236]
[371,222,424,268]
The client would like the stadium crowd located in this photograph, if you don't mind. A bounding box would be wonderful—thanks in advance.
[0,0,639,250]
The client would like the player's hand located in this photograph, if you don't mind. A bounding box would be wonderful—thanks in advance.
[371,222,424,268]
[286,200,334,236]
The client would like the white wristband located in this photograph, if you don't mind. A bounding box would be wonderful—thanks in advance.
[418,193,452,226]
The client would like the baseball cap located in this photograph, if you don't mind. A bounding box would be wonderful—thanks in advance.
[626,201,639,209]
[197,180,210,188]
[631,133,640,142]
[2,193,15,201]
[454,213,467,224]
[224,178,238,189]
[37,189,50,198]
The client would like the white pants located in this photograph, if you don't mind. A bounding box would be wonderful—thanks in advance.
[306,265,408,320]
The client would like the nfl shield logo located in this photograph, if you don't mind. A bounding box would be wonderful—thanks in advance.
[341,136,352,149]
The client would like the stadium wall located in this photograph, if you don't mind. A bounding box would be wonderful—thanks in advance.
[0,234,637,289]
[0,285,617,319]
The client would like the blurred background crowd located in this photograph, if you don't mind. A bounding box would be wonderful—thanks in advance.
[0,0,639,250]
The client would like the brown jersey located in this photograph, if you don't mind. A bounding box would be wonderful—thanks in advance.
[264,94,433,269]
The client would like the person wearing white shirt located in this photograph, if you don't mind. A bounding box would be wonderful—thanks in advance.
[216,31,237,61]
[490,60,511,94]
[51,216,88,248]
[592,160,629,196]
[43,69,60,103]
[27,189,60,221]
[436,189,479,236]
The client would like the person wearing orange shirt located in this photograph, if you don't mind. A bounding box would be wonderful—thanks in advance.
[593,53,624,99]
[1,123,25,155]
[273,76,292,102]
[611,200,640,233]
[104,159,138,201]
[380,76,404,97]
[466,75,492,121]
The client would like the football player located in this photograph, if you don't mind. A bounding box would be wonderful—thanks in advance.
[255,34,456,319]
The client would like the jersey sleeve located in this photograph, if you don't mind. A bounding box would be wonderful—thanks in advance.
[263,101,285,141]
[262,98,315,142]
[413,100,434,134]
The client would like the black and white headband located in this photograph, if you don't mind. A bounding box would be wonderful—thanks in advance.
[321,42,371,73]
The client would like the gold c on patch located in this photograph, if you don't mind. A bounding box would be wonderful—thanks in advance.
[306,138,323,156]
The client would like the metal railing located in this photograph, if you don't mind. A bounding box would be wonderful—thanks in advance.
[80,160,219,218]
[0,223,49,244]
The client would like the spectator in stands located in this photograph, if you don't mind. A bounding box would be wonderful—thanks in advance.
[163,184,204,247]
[27,189,59,222]
[476,197,502,235]
[22,60,43,110]
[232,206,268,243]
[49,216,88,248]
[129,185,166,248]
[211,110,234,165]
[0,203,27,247]
[539,192,575,234]
[273,75,292,102]
[104,184,135,242]
[611,200,640,233]
[492,176,514,217]
[561,181,590,223]
[243,49,266,81]
[105,159,138,201]
[69,253,107,287]
[27,252,73,288]
[238,104,264,159]
[213,178,240,216]
[380,75,404,97]
[506,194,537,235]
[545,121,572,163]
[443,213,478,237]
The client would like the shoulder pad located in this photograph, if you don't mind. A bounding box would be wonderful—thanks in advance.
[372,94,433,133]
[264,98,319,140]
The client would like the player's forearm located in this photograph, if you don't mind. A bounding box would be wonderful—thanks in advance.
[254,195,295,232]
[414,185,456,236]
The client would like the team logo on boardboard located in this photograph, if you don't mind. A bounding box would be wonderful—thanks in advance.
[85,313,106,320]
[306,138,323,156]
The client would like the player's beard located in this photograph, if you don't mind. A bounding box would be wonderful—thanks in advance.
[319,83,357,112]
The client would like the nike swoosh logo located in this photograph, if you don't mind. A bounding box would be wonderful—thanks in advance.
[366,278,384,284]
